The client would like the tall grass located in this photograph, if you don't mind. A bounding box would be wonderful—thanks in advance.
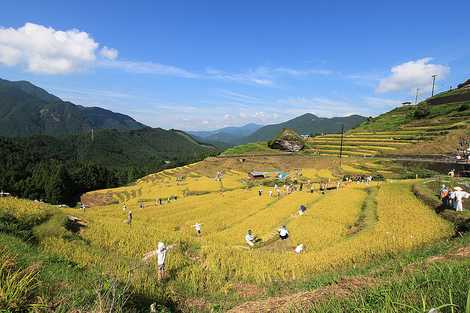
[0,249,41,312]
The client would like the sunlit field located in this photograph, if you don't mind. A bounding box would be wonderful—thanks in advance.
[0,160,455,310]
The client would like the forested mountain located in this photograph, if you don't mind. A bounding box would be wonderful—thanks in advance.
[0,128,219,205]
[0,78,146,137]
[241,113,367,143]
[188,123,263,146]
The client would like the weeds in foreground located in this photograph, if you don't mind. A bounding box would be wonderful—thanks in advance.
[0,249,42,312]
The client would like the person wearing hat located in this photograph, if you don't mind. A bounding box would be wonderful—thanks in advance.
[450,187,470,212]
[439,185,450,207]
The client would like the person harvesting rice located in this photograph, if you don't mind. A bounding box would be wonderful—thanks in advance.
[278,225,289,240]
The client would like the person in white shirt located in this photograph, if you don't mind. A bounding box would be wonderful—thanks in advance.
[450,187,470,212]
[278,225,289,240]
[193,223,202,236]
[269,190,273,197]
[156,242,173,280]
[295,244,304,254]
[245,230,255,247]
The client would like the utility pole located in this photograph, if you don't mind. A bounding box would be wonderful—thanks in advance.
[339,124,344,166]
[431,74,438,97]
[414,88,420,105]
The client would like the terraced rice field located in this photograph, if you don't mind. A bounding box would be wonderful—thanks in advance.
[0,163,454,304]
[306,116,470,157]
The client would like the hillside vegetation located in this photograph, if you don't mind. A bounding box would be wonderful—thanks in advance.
[223,84,470,158]
[0,78,146,137]
[241,113,366,143]
[0,128,218,205]
[305,86,470,158]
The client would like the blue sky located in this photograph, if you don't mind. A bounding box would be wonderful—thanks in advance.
[0,0,469,130]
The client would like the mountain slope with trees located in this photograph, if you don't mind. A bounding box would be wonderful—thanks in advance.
[242,113,367,143]
[0,78,147,137]
[0,128,219,205]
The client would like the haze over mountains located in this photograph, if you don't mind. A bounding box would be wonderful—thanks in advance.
[189,113,367,146]
[188,123,264,146]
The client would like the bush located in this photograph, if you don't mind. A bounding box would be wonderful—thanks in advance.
[458,103,470,112]
[413,106,431,119]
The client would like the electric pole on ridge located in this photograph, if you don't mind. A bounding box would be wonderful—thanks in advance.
[415,88,420,105]
[431,74,438,97]
[339,124,344,167]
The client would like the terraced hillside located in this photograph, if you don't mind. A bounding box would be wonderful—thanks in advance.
[69,160,452,302]
[2,154,470,312]
[307,87,470,158]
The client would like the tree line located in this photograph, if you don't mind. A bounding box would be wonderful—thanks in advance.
[0,131,219,205]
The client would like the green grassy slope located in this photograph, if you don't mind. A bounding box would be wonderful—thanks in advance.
[306,85,470,157]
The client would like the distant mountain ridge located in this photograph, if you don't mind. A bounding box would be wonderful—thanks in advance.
[188,123,263,146]
[241,113,367,143]
[0,78,147,137]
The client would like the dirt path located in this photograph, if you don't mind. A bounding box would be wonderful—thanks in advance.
[227,276,376,313]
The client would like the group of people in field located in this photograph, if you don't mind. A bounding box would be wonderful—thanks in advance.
[137,170,348,280]
[440,185,470,212]
[156,195,178,206]
[258,179,342,200]
[455,137,470,162]
[343,175,373,184]
[245,223,304,254]
[150,185,311,279]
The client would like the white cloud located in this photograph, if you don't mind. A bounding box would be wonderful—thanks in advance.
[100,46,118,60]
[205,68,273,86]
[98,59,198,78]
[0,22,112,74]
[376,58,449,93]
[274,67,333,76]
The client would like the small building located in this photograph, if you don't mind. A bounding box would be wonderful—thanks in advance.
[0,191,11,197]
[249,171,267,179]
